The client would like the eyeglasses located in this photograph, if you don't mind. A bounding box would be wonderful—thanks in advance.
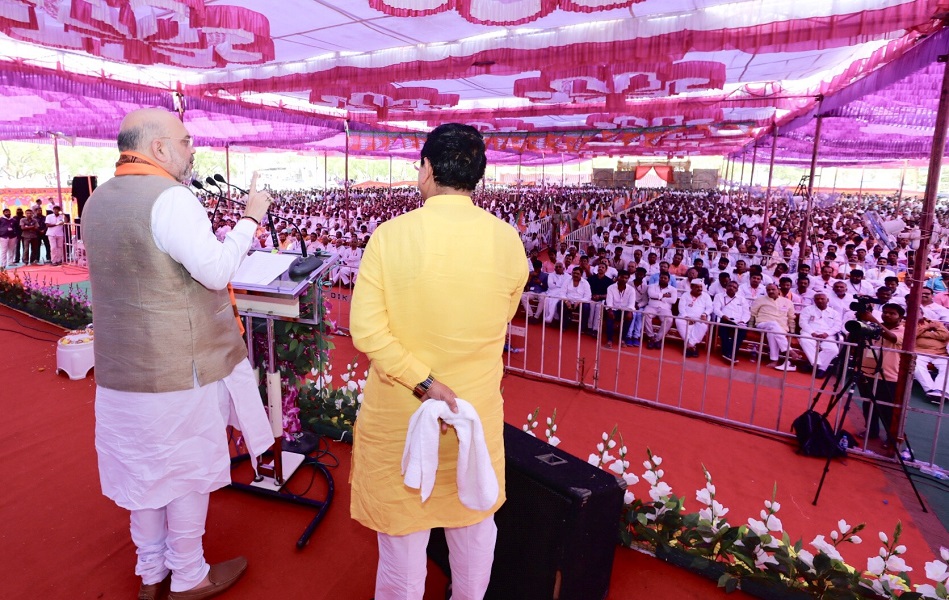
[159,136,194,148]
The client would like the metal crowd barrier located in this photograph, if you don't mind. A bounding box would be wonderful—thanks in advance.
[503,293,948,472]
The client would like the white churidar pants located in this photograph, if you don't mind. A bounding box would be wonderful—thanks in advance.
[130,490,211,592]
[674,318,708,348]
[49,234,64,263]
[643,305,673,340]
[375,516,497,600]
[915,354,949,396]
[799,337,839,371]
[0,237,15,266]
[756,321,789,361]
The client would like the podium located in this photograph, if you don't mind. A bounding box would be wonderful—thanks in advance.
[229,249,339,549]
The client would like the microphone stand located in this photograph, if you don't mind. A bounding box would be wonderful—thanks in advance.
[212,174,323,281]
[206,177,279,251]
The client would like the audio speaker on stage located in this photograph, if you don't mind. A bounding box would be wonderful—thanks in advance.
[71,175,97,222]
[428,423,624,600]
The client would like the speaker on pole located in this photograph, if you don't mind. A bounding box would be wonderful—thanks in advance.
[428,424,625,600]
[71,175,97,223]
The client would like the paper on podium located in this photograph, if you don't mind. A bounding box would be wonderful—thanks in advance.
[232,251,298,286]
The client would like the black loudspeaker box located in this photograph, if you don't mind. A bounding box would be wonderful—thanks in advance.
[428,423,624,600]
[71,175,98,221]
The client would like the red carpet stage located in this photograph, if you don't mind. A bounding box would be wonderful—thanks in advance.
[2,304,946,599]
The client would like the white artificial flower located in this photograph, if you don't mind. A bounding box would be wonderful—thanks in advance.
[346,363,352,370]
[706,483,716,495]
[622,472,639,486]
[548,436,561,447]
[754,547,779,569]
[652,456,663,465]
[551,424,558,432]
[356,393,364,404]
[603,452,616,464]
[642,471,658,485]
[545,429,551,438]
[797,549,815,570]
[895,545,907,555]
[699,507,713,522]
[696,488,712,506]
[608,461,625,475]
[831,531,839,541]
[941,547,949,562]
[867,555,886,575]
[587,454,600,466]
[527,413,534,420]
[649,481,673,502]
[656,469,664,478]
[607,439,616,449]
[522,425,529,432]
[711,500,729,518]
[357,379,366,388]
[619,446,627,455]
[347,380,358,391]
[747,518,769,536]
[924,560,949,582]
[914,583,939,598]
[602,432,609,441]
[341,372,350,382]
[811,535,842,561]
[532,421,539,428]
[838,520,851,534]
[546,417,552,425]
[526,431,536,438]
[624,490,635,505]
[851,535,862,544]
[886,555,912,573]
[879,531,889,544]
[643,460,652,469]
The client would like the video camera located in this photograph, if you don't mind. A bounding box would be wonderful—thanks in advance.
[844,318,883,342]
[849,294,883,314]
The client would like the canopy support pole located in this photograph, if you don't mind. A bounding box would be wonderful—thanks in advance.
[798,112,823,262]
[896,159,907,213]
[728,155,736,190]
[52,134,63,210]
[344,120,350,205]
[749,142,758,189]
[739,151,746,191]
[895,54,949,449]
[858,166,865,203]
[517,153,522,203]
[763,124,778,246]
[561,153,565,187]
[225,143,231,201]
[832,167,838,195]
[388,155,392,201]
[324,152,328,190]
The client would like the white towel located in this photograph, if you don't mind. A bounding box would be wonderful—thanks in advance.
[401,398,499,511]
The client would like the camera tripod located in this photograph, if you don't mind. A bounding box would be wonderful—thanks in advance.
[808,333,927,510]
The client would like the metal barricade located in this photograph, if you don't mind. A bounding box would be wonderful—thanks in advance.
[503,296,948,472]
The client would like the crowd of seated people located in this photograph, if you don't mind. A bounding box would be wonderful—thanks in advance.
[199,182,949,410]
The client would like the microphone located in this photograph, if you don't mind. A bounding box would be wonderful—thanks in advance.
[214,173,247,195]
[213,174,280,250]
[195,179,323,281]
[194,178,227,226]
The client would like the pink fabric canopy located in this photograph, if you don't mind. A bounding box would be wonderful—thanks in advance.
[0,0,945,164]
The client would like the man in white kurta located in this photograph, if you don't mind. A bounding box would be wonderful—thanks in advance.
[644,272,677,348]
[84,109,273,600]
[798,291,843,377]
[675,279,713,357]
[541,262,571,323]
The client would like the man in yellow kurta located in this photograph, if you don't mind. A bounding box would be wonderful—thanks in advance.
[350,123,528,600]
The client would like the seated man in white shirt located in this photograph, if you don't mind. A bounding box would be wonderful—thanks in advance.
[549,266,592,328]
[675,279,713,358]
[603,269,637,348]
[643,272,677,349]
[845,269,875,297]
[921,286,949,325]
[798,291,843,378]
[750,284,797,370]
[713,280,750,364]
[829,280,855,322]
[542,262,571,323]
[739,272,766,305]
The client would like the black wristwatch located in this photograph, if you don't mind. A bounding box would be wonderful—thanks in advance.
[413,374,434,399]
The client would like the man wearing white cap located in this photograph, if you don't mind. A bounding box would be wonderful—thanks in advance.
[333,235,363,286]
[675,279,713,357]
[644,271,677,348]
[798,291,842,378]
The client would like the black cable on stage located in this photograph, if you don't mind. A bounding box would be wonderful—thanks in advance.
[0,312,65,337]
[0,327,61,342]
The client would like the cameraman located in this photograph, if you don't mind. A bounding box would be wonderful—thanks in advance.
[853,302,905,442]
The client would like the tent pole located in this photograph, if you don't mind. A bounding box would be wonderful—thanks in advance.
[798,113,823,262]
[832,167,838,195]
[388,155,392,201]
[561,153,565,187]
[52,134,63,209]
[896,159,907,212]
[739,151,746,191]
[518,153,522,203]
[729,154,737,190]
[344,120,350,205]
[763,123,778,246]
[858,166,865,203]
[749,142,758,189]
[894,53,949,448]
[324,152,328,190]
[225,143,231,201]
